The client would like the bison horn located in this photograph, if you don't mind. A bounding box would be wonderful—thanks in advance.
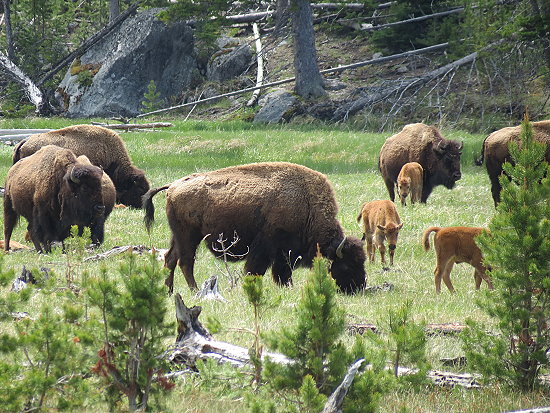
[336,237,346,259]
[458,141,464,151]
[70,166,80,184]
[435,140,446,154]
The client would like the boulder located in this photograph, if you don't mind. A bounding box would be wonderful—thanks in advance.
[56,8,200,118]
[206,43,253,82]
[253,90,300,124]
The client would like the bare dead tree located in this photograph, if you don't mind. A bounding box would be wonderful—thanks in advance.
[211,231,249,289]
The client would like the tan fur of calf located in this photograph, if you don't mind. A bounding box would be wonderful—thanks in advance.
[397,162,423,206]
[357,200,403,266]
[422,226,494,293]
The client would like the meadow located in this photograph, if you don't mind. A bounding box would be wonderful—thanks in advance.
[0,118,547,412]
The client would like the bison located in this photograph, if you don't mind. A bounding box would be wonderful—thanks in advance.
[357,200,403,266]
[13,124,150,208]
[422,226,494,294]
[379,123,463,203]
[143,162,366,294]
[397,162,423,206]
[476,120,550,206]
[4,145,107,253]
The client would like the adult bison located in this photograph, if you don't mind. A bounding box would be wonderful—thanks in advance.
[476,120,550,206]
[379,123,463,203]
[13,124,149,208]
[4,145,107,252]
[143,162,366,294]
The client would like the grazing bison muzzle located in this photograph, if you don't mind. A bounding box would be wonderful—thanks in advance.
[13,124,150,208]
[379,123,463,203]
[143,162,366,294]
[476,120,550,206]
[422,226,493,294]
[4,145,107,253]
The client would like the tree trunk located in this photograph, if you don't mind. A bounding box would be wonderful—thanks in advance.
[274,0,290,36]
[109,0,121,22]
[2,0,15,62]
[528,0,550,74]
[291,0,327,99]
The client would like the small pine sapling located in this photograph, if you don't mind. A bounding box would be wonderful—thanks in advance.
[463,115,550,391]
[141,80,162,113]
[88,253,176,411]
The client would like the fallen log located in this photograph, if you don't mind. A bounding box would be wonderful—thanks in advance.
[322,359,365,413]
[89,122,173,130]
[166,294,485,388]
[347,322,466,336]
[84,245,168,262]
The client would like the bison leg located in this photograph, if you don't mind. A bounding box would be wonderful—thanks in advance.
[365,234,375,263]
[473,265,494,290]
[441,261,456,293]
[383,178,396,202]
[271,252,293,286]
[244,242,272,280]
[3,196,17,252]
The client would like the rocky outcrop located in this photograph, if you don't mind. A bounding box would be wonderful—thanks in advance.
[253,90,301,123]
[56,8,200,118]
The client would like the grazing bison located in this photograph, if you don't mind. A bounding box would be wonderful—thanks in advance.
[397,162,423,206]
[357,200,403,266]
[422,226,493,294]
[379,123,463,203]
[143,162,366,294]
[4,145,107,253]
[476,120,550,206]
[13,124,149,208]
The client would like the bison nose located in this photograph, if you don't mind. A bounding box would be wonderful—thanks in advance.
[94,204,106,214]
[389,244,396,250]
[453,172,462,181]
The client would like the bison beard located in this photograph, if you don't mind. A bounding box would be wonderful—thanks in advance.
[143,162,367,294]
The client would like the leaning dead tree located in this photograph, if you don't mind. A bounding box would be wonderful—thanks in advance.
[167,294,482,389]
[0,52,46,114]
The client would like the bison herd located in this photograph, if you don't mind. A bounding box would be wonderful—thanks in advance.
[3,121,549,294]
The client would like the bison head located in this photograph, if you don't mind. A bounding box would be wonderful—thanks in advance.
[433,139,463,189]
[117,168,150,208]
[61,164,105,225]
[397,176,411,205]
[329,236,366,294]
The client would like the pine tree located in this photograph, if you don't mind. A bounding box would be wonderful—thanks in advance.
[141,80,162,113]
[462,115,550,390]
[263,253,390,412]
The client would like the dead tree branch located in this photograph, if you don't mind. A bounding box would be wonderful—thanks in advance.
[322,359,365,413]
[0,51,47,114]
[361,7,464,31]
[36,1,141,86]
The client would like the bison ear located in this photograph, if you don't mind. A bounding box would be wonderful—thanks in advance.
[377,224,386,232]
[398,223,404,230]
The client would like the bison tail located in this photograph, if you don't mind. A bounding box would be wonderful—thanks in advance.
[142,185,169,233]
[12,139,27,164]
[475,136,489,166]
[422,226,440,251]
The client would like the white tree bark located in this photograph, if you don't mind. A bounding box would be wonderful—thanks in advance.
[0,52,45,113]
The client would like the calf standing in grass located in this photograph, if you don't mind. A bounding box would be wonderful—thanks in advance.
[422,226,494,293]
[397,162,423,206]
[357,200,403,266]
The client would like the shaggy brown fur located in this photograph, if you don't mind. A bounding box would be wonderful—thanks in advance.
[397,162,423,206]
[357,200,403,266]
[378,123,462,203]
[143,162,366,294]
[476,120,550,206]
[422,226,493,293]
[13,124,149,208]
[4,145,107,253]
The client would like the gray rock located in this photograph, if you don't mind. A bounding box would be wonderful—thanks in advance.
[56,8,200,118]
[254,90,300,124]
[206,44,252,82]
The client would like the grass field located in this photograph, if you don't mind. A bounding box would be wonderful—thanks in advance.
[0,118,547,412]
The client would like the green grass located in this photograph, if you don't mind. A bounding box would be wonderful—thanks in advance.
[0,118,547,412]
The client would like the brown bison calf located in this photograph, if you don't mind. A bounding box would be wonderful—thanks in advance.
[357,200,403,266]
[397,162,423,206]
[422,226,494,293]
[4,145,107,252]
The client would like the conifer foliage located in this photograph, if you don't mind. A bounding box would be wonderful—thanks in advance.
[463,116,550,391]
[263,252,389,412]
